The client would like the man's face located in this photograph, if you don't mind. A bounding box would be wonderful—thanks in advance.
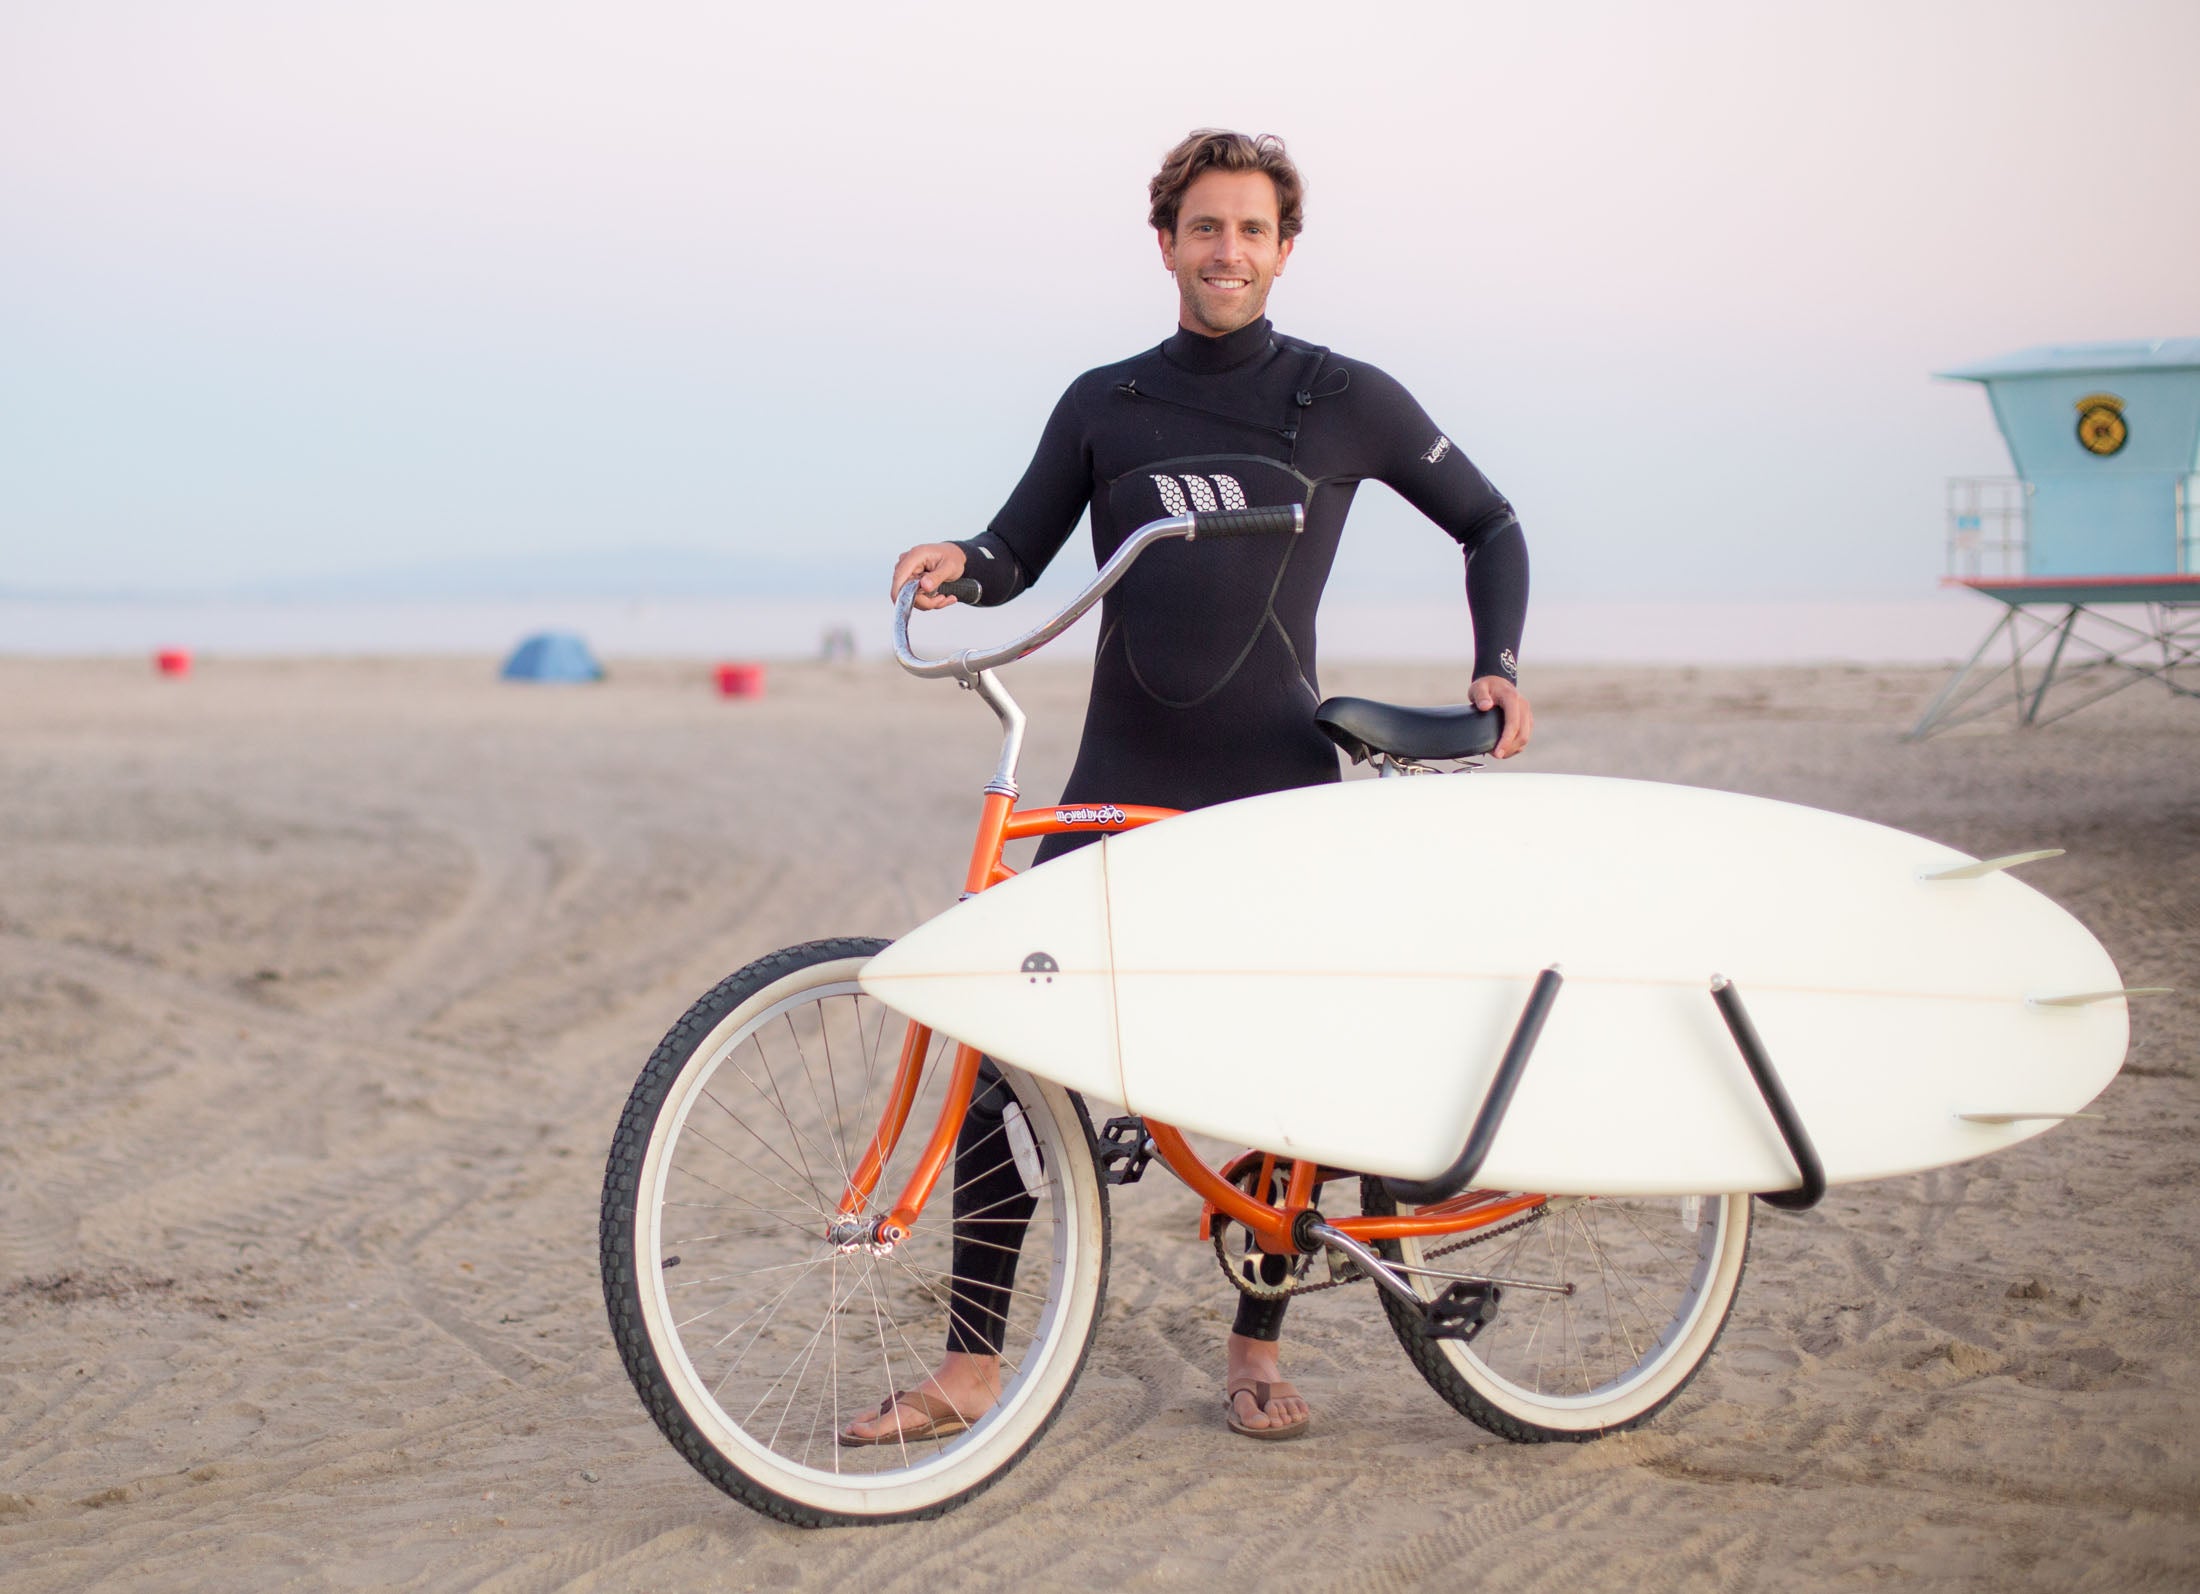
[1158,168,1293,338]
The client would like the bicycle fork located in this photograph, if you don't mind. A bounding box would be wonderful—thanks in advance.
[827,1023,986,1253]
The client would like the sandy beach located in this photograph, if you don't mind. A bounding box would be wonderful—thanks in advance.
[1,653,2194,1592]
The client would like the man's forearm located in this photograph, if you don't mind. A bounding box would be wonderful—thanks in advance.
[1464,521,1528,683]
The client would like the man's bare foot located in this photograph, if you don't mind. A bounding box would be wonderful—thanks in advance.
[1225,1331,1311,1436]
[840,1351,1001,1444]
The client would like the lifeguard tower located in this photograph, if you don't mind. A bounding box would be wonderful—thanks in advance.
[1907,338,2200,738]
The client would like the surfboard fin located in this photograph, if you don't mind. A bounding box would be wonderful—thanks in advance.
[1957,1111,2105,1124]
[1920,849,2064,881]
[2028,987,2177,1008]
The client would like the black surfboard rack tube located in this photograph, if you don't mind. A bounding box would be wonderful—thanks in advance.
[1372,967,1827,1213]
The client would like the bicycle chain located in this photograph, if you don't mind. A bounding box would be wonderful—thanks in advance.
[1213,1202,1550,1300]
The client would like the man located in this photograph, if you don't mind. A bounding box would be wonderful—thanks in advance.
[851,129,1532,1445]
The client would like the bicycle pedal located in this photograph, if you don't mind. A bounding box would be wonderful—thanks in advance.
[1096,1116,1155,1186]
[1423,1282,1502,1343]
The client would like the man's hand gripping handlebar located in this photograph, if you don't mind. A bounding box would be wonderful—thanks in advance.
[891,505,1305,683]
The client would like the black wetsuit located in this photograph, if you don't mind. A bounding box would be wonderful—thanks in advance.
[944,316,1528,1354]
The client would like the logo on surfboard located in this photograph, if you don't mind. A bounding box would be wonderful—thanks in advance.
[1021,952,1058,985]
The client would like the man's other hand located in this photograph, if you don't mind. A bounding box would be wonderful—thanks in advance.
[1469,675,1533,758]
[890,543,970,611]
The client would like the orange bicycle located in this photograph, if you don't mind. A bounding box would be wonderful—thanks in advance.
[599,504,1752,1525]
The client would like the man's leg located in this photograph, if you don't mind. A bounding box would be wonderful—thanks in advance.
[1226,1293,1311,1435]
[843,1061,1035,1441]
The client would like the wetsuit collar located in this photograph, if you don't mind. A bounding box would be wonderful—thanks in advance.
[1160,317,1274,375]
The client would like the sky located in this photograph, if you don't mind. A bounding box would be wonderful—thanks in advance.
[3,0,2196,606]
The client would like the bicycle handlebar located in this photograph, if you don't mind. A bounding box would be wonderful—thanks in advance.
[893,503,1305,680]
[1182,504,1302,539]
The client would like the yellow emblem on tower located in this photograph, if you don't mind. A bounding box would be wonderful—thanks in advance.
[2073,392,2127,457]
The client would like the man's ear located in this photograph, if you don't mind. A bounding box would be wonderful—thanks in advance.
[1276,236,1294,276]
[1157,228,1177,271]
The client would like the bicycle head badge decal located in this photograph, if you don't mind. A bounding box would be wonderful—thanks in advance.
[1021,952,1058,984]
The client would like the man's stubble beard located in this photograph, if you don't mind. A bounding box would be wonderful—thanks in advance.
[1176,264,1273,339]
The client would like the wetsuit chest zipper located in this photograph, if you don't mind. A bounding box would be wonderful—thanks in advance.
[1115,346,1332,464]
[1114,381,1301,444]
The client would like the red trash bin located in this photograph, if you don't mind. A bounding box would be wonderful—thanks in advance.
[715,662,766,698]
[155,648,193,678]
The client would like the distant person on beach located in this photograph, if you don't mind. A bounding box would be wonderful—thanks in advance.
[859,129,1533,1445]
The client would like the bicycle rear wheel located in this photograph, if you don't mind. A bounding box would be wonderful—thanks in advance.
[601,938,1109,1525]
[1361,1183,1750,1441]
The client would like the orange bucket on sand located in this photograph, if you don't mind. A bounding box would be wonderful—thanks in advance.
[155,649,192,678]
[715,662,766,699]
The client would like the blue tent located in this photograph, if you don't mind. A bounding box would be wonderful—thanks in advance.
[500,632,604,682]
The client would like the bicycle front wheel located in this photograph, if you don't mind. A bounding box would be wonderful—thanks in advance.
[601,938,1110,1525]
[1361,1183,1750,1441]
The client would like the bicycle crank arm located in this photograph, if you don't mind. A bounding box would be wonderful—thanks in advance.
[1302,1221,1440,1314]
[1307,1221,1575,1303]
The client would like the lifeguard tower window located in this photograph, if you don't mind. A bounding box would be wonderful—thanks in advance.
[1910,339,2200,738]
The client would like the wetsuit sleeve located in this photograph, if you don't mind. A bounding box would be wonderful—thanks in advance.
[950,380,1093,607]
[1347,363,1529,683]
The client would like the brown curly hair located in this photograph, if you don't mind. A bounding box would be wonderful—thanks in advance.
[1147,129,1305,241]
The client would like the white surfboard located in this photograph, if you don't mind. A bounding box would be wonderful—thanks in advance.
[859,774,2131,1196]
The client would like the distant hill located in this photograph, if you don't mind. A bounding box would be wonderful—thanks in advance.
[3,547,873,601]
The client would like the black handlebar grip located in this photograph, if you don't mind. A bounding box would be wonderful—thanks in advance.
[1187,504,1304,540]
[936,578,983,604]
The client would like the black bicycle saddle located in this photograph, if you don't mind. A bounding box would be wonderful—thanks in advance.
[1313,696,1502,763]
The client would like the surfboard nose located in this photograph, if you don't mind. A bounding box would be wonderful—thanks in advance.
[857,845,1122,1107]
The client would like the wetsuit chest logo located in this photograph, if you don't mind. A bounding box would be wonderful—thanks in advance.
[1150,472,1248,515]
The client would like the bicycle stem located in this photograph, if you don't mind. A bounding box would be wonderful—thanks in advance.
[970,669,1026,800]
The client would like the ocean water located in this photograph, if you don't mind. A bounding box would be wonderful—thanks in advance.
[0,593,1997,666]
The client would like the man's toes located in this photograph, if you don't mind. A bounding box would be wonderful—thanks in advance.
[1230,1391,1271,1429]
[843,1403,894,1439]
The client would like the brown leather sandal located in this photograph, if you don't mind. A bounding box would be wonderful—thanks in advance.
[838,1387,980,1447]
[1224,1378,1311,1441]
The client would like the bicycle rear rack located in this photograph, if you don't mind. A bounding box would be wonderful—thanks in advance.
[1314,966,1826,1343]
[1363,967,1825,1214]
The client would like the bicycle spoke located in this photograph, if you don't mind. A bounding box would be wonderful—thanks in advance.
[816,997,856,1186]
[874,1254,1032,1385]
[782,1008,856,1187]
[692,1080,839,1217]
[672,1126,836,1227]
[711,1042,848,1203]
[744,1260,869,1434]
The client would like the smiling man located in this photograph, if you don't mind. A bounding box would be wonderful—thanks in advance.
[860,129,1532,1446]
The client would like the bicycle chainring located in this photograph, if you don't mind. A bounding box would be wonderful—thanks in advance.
[1212,1159,1318,1301]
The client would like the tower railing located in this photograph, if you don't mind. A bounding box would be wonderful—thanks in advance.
[1945,477,2028,580]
